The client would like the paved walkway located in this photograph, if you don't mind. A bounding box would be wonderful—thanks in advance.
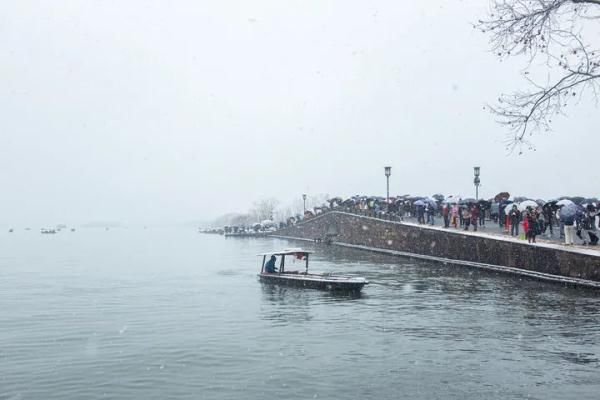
[400,214,600,251]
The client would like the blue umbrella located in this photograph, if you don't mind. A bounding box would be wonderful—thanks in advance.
[423,198,437,208]
[559,203,578,220]
[413,200,425,207]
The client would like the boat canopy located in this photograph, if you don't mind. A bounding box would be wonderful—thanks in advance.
[256,248,313,257]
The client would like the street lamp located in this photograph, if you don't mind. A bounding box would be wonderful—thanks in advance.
[302,194,307,214]
[473,166,481,200]
[384,166,392,203]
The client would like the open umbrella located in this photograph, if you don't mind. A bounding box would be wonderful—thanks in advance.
[478,199,492,210]
[569,196,586,205]
[513,196,530,203]
[559,203,578,220]
[556,199,574,207]
[460,198,477,205]
[342,198,356,207]
[518,200,539,211]
[422,198,437,209]
[494,192,510,202]
[413,200,425,207]
[504,203,516,215]
[444,198,459,204]
[431,193,445,202]
[535,199,546,206]
[543,201,559,211]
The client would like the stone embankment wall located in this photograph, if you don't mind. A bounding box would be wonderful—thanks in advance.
[273,211,600,288]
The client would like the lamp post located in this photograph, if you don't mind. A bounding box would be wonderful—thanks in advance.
[384,166,392,204]
[473,166,481,200]
[302,194,307,214]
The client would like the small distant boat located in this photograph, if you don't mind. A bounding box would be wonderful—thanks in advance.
[41,229,57,234]
[71,228,76,232]
[8,228,13,233]
[257,248,368,293]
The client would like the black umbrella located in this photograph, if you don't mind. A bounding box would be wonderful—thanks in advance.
[568,196,586,205]
[543,201,559,211]
[432,194,445,202]
[478,199,491,210]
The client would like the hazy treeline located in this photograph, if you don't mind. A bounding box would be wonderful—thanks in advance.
[211,194,330,227]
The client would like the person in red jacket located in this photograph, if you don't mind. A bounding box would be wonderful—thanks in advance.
[442,203,450,228]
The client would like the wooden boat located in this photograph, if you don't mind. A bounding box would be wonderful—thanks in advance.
[257,248,368,292]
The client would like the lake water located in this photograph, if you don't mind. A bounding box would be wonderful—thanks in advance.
[1,228,599,399]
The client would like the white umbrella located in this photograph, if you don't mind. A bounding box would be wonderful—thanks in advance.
[445,195,461,204]
[556,199,574,207]
[518,200,538,211]
[504,203,516,215]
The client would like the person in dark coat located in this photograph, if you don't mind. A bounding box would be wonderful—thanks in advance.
[264,255,278,273]
[509,205,521,237]
[543,205,554,237]
[417,205,425,224]
[526,210,538,243]
[499,204,506,228]
[576,210,595,245]
[426,204,435,225]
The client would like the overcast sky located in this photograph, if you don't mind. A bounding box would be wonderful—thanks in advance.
[1,1,598,226]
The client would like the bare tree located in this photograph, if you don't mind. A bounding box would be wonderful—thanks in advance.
[250,198,280,222]
[478,0,600,151]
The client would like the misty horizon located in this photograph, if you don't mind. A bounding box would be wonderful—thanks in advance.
[2,1,598,227]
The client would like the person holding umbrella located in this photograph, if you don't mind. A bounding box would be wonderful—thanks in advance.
[559,203,577,245]
[525,209,539,243]
[416,202,425,224]
[543,202,556,238]
[478,200,490,226]
[509,205,521,237]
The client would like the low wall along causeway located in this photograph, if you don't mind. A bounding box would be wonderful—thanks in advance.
[272,211,600,288]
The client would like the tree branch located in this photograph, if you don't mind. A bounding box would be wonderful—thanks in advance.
[478,0,600,151]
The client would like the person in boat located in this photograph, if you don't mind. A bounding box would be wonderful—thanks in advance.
[264,255,278,273]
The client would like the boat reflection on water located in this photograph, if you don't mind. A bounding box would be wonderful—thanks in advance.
[259,282,363,328]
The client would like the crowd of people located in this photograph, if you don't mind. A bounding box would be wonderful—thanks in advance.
[304,194,600,247]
